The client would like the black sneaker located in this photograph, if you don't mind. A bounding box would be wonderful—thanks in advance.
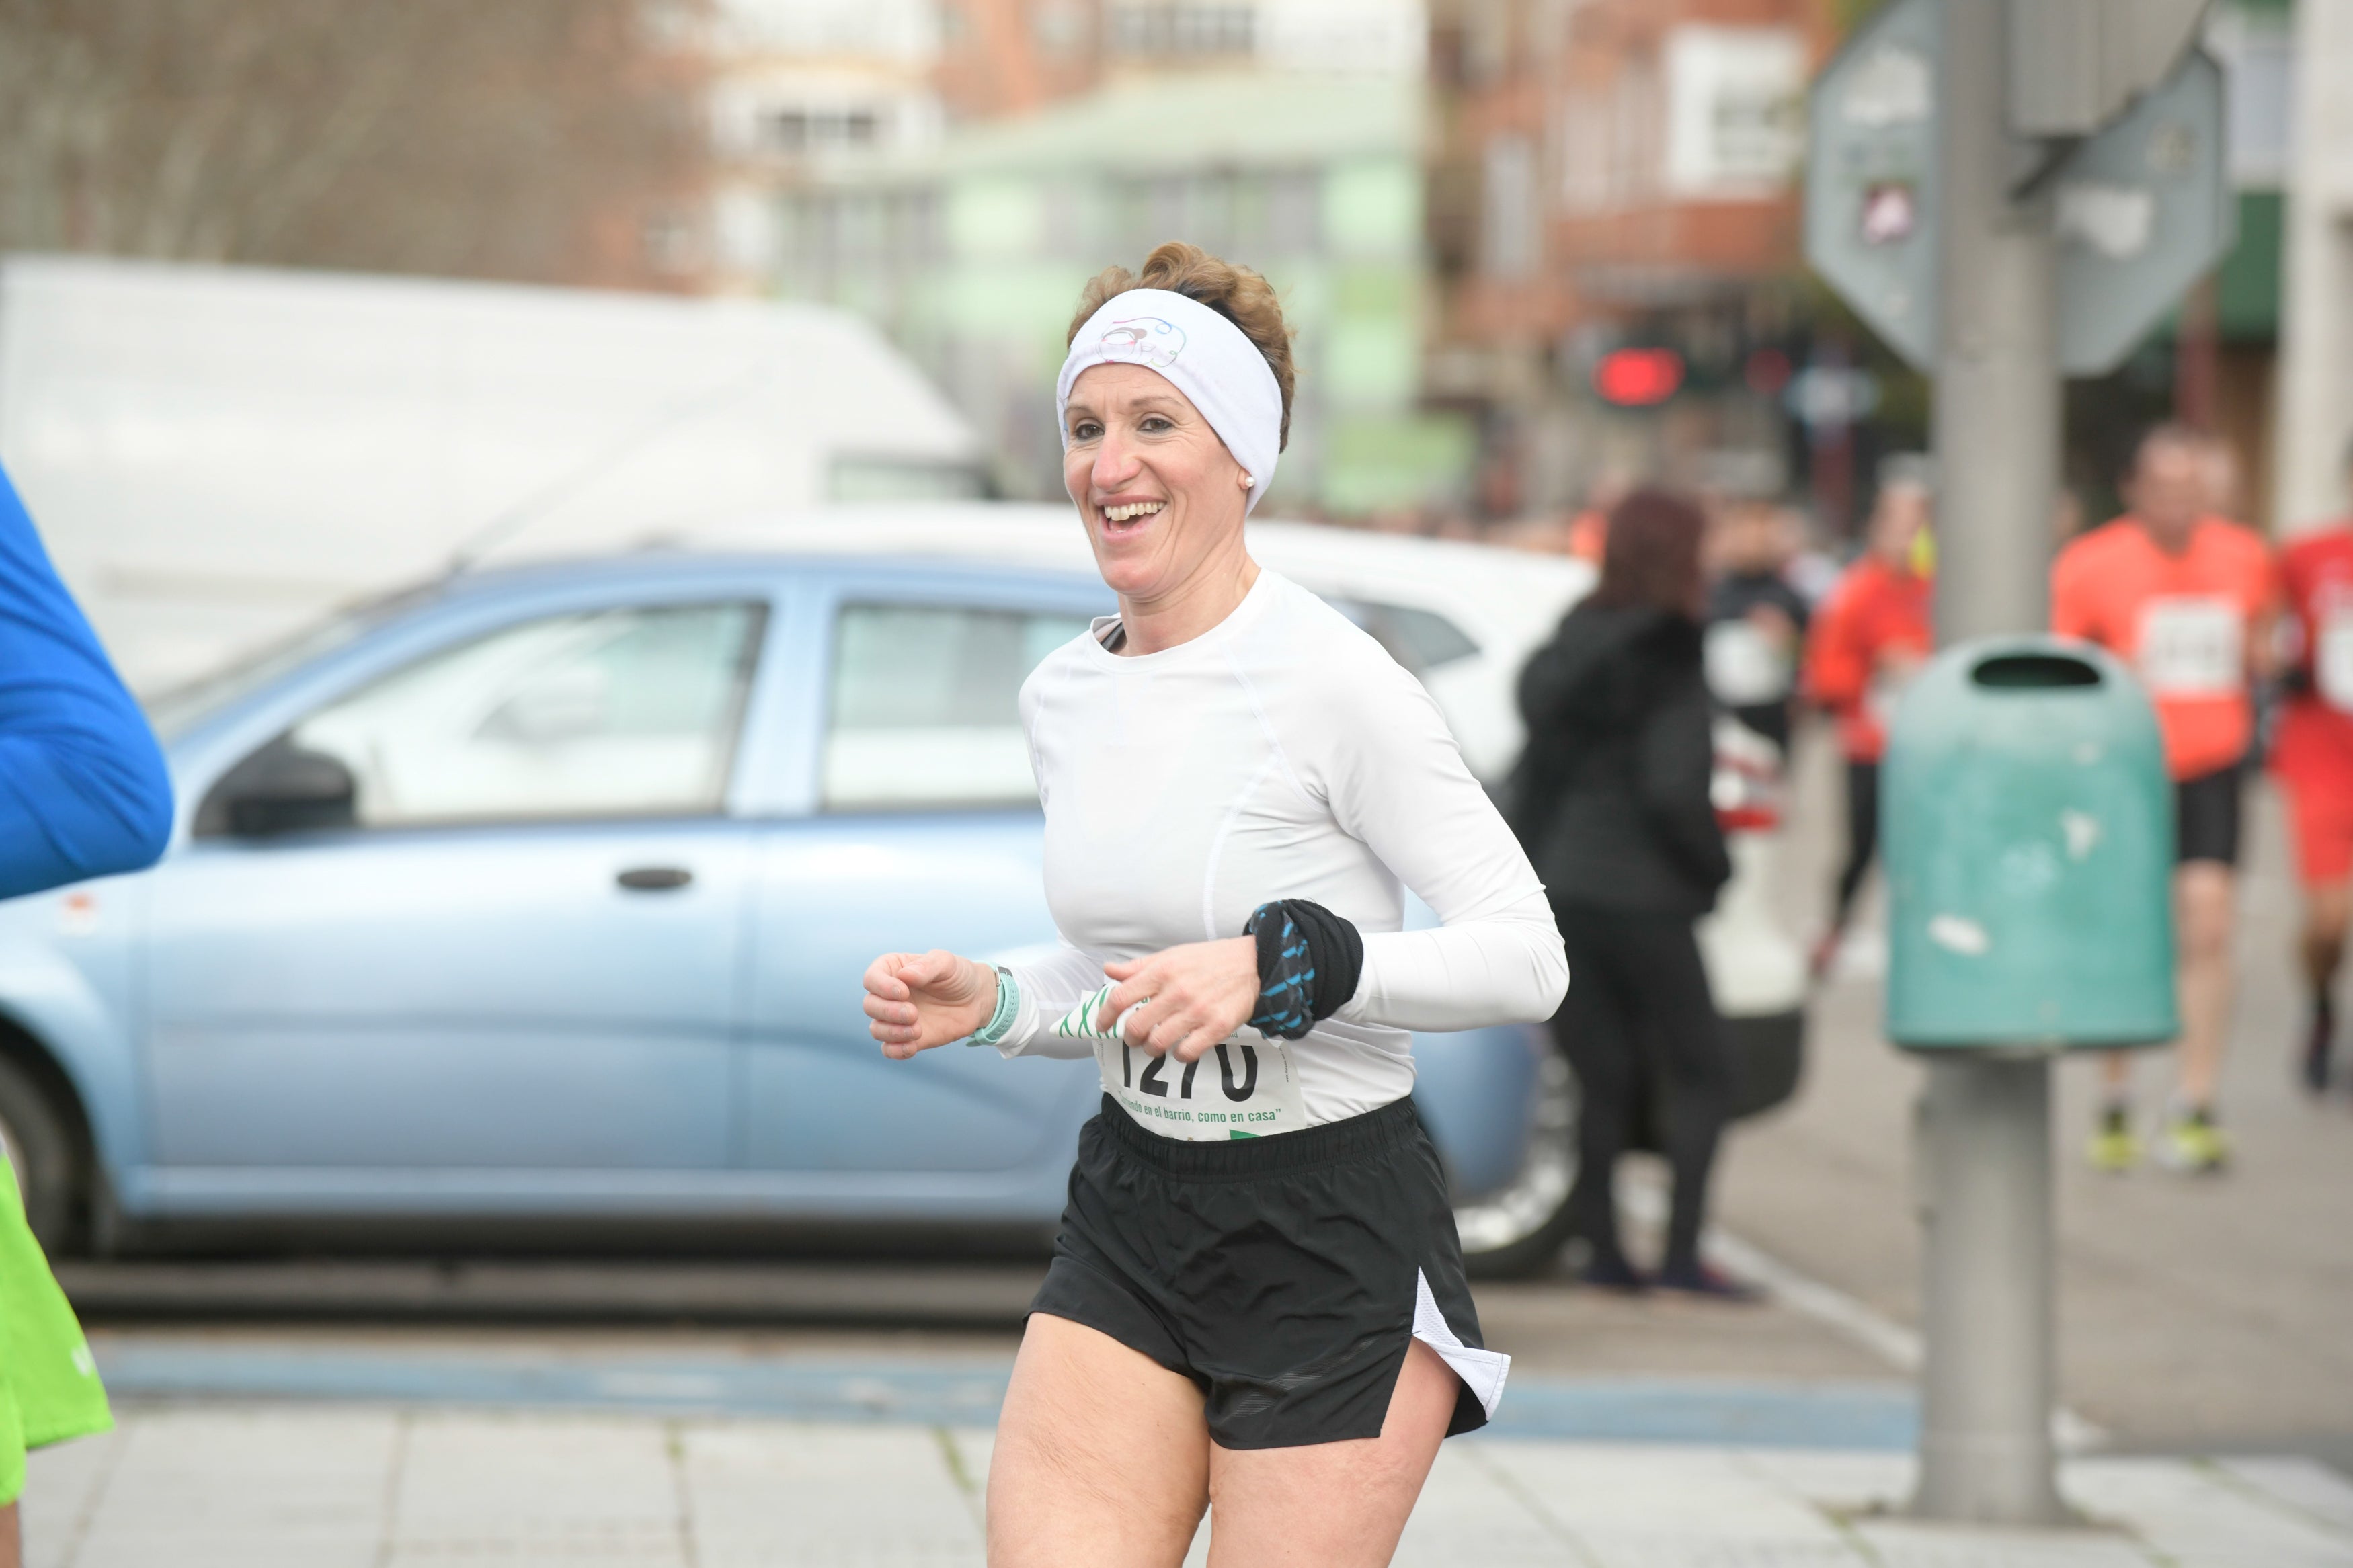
[2303,1002,2335,1095]
[1580,1253,1651,1294]
[1653,1262,1763,1303]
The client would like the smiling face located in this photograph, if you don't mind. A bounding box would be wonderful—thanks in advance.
[1062,361,1252,605]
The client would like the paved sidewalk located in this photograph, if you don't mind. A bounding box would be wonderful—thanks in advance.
[1743,748,2353,1462]
[22,1404,2353,1567]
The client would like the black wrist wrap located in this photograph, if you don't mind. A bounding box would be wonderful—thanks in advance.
[1244,899,1365,1041]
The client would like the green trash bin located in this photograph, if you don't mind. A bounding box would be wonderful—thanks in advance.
[1884,636,2178,1050]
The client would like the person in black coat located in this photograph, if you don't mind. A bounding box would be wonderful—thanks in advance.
[1511,487,1750,1298]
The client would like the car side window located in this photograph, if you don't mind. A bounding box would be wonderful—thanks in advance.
[249,602,765,829]
[822,602,1091,810]
[1322,597,1480,676]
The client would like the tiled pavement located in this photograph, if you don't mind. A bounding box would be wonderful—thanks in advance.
[22,1405,2353,1567]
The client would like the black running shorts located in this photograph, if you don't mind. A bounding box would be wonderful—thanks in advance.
[2175,764,2244,867]
[1028,1093,1505,1450]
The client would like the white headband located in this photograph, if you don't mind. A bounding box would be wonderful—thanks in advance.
[1055,288,1282,517]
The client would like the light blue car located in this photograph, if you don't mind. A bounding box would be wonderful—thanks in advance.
[0,548,1570,1272]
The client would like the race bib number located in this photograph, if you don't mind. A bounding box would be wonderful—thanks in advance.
[1055,986,1308,1141]
[2319,607,2353,713]
[2136,596,2243,696]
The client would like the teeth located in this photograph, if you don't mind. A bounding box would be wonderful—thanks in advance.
[1103,501,1164,523]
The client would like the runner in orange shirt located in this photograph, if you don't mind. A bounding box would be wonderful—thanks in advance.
[2272,436,2353,1095]
[2052,425,2276,1173]
[1804,469,1933,976]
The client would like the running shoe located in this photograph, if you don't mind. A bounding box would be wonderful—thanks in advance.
[2157,1106,2229,1175]
[2087,1105,2140,1174]
[1652,1262,1763,1303]
[1579,1253,1650,1294]
[2302,1001,2335,1095]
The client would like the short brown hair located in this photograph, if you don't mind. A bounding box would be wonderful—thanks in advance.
[2129,421,2206,477]
[1067,242,1296,450]
[1592,487,1706,619]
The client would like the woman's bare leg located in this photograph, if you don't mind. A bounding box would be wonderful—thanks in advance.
[987,1313,1211,1568]
[1203,1339,1460,1568]
[1,1501,19,1568]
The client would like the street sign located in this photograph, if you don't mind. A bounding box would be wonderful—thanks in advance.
[2052,48,2233,374]
[1804,0,1940,371]
[2006,0,2209,138]
[1807,0,2231,379]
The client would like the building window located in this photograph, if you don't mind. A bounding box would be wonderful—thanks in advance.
[908,192,947,263]
[822,604,1092,811]
[1109,3,1254,58]
[1111,174,1199,256]
[1034,0,1089,57]
[1558,94,1610,215]
[769,106,886,155]
[1609,56,1663,205]
[1662,26,1805,198]
[1268,170,1322,254]
[1482,135,1538,279]
[1107,171,1308,261]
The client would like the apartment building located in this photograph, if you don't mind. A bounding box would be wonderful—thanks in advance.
[741,0,1460,515]
[1427,0,1840,523]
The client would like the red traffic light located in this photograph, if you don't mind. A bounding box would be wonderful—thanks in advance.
[1593,347,1684,407]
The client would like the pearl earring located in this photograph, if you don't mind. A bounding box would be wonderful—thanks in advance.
[1240,471,1254,488]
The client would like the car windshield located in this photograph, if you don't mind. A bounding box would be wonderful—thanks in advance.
[143,587,436,743]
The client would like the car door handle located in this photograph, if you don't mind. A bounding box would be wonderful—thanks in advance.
[616,866,694,891]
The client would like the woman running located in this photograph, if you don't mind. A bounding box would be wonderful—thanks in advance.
[861,243,1568,1567]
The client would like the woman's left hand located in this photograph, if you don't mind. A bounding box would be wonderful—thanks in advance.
[1101,936,1259,1064]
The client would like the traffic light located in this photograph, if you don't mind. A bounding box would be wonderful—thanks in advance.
[1592,347,1685,407]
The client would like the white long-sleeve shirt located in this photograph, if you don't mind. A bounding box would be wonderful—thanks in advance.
[996,567,1568,1132]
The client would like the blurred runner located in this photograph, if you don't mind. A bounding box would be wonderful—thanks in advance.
[2272,436,2353,1094]
[1803,467,1933,977]
[2052,425,2275,1173]
[0,460,173,1566]
[1704,497,1810,755]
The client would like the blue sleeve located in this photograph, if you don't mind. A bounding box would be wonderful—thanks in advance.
[0,464,173,899]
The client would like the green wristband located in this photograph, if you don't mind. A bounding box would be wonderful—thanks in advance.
[971,965,1019,1046]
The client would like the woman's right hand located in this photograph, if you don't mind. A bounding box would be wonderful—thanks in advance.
[863,950,996,1059]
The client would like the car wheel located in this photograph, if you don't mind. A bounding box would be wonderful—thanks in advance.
[0,1051,81,1255]
[1455,1044,1579,1279]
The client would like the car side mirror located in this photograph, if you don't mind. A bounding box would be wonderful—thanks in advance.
[196,738,358,838]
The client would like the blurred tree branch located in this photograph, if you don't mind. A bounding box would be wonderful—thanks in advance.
[0,0,717,288]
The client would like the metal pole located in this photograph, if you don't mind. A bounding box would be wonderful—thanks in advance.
[1913,1057,2063,1521]
[1933,0,2057,646]
[1913,0,2067,1526]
